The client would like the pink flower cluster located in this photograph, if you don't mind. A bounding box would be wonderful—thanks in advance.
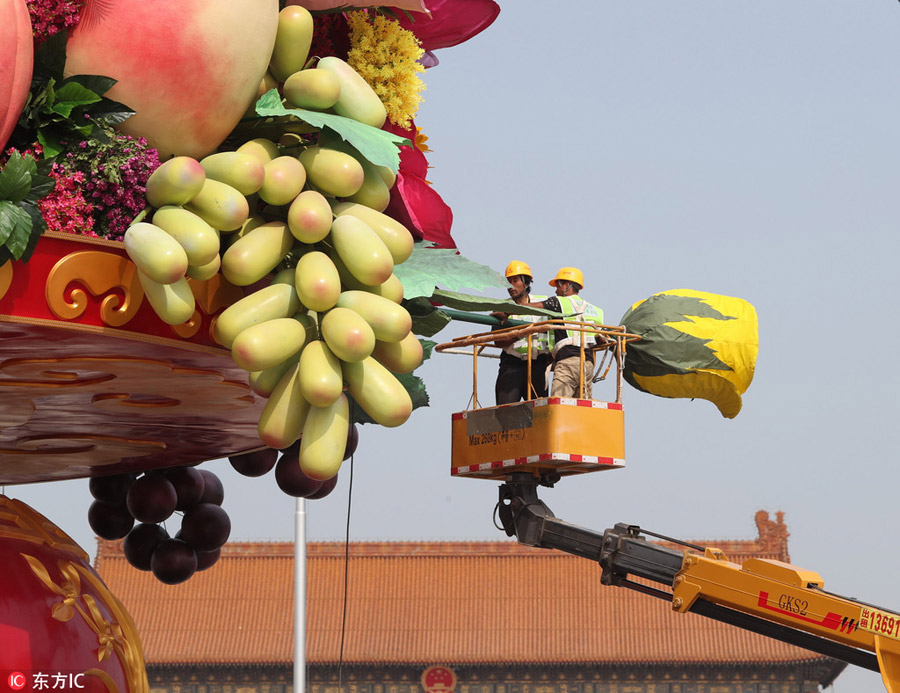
[26,0,84,44]
[1,145,94,238]
[2,143,42,163]
[38,164,96,237]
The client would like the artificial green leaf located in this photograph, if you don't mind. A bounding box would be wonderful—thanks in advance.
[87,98,136,125]
[18,43,133,153]
[36,129,63,158]
[0,155,34,203]
[404,297,453,337]
[0,202,30,246]
[33,31,67,83]
[420,339,436,361]
[50,82,103,118]
[5,205,34,259]
[24,172,56,205]
[393,245,507,299]
[411,312,451,337]
[431,289,558,318]
[49,103,76,119]
[33,77,57,113]
[17,205,45,262]
[405,296,434,315]
[61,74,117,96]
[0,203,17,244]
[25,84,49,115]
[35,157,54,176]
[254,90,410,170]
[73,123,95,138]
[398,372,429,409]
[402,296,450,337]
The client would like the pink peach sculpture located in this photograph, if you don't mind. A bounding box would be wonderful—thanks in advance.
[65,0,280,160]
[0,0,33,152]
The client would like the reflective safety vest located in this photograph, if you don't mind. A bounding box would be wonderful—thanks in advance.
[503,294,553,359]
[552,295,604,355]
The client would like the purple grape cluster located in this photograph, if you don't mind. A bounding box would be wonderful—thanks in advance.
[228,423,358,499]
[87,467,231,585]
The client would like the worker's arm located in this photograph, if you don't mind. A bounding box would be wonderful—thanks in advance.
[489,312,516,348]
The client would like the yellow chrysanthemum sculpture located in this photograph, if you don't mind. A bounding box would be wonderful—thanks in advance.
[620,289,759,419]
[346,11,425,129]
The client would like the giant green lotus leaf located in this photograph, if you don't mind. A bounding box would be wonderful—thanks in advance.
[431,289,557,318]
[394,244,507,299]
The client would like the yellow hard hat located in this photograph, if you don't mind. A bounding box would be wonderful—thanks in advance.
[505,261,533,279]
[549,267,584,288]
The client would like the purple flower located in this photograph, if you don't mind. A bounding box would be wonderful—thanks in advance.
[50,132,161,239]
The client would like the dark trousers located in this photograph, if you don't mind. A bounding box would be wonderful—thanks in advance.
[495,353,551,405]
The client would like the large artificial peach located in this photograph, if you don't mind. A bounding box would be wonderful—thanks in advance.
[65,0,279,160]
[0,0,33,152]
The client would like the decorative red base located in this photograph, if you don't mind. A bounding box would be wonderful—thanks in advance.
[0,233,265,484]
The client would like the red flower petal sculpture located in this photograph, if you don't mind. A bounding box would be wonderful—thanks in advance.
[384,121,456,249]
[382,0,501,248]
[397,0,500,52]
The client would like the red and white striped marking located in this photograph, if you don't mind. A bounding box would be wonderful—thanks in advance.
[451,452,625,477]
[545,398,623,409]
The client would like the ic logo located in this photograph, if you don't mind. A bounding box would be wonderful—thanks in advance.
[8,672,26,691]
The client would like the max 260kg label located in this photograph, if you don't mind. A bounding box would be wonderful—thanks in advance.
[468,429,525,446]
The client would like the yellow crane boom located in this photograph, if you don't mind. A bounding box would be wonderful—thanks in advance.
[497,473,900,692]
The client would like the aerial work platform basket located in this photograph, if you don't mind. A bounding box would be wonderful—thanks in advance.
[436,319,640,482]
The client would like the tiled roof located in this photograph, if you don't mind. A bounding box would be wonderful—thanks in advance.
[94,511,830,668]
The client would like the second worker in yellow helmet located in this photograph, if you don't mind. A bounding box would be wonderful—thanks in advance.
[530,267,605,399]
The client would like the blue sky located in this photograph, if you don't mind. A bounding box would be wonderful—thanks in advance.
[10,2,900,690]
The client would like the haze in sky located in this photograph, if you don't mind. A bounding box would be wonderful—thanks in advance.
[9,2,900,691]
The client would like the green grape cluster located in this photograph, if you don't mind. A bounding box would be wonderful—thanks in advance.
[123,5,423,484]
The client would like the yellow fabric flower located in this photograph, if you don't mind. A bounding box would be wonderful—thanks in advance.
[346,11,426,129]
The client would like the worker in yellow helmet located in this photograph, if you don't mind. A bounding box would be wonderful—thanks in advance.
[530,267,605,399]
[491,261,553,404]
